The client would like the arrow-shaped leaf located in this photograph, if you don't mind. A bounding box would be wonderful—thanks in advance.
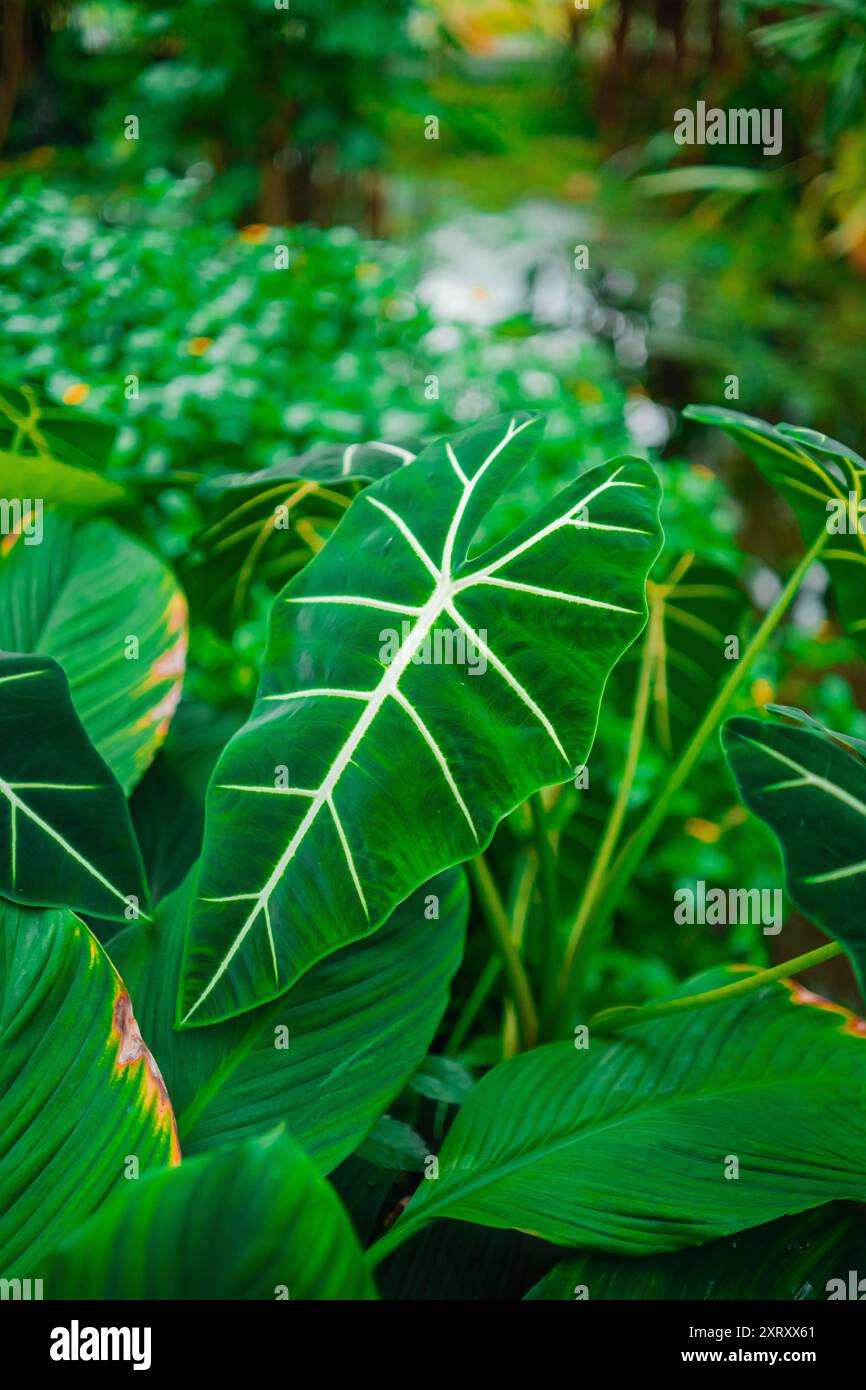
[0,652,148,921]
[179,411,662,1024]
[684,403,866,655]
[723,710,866,993]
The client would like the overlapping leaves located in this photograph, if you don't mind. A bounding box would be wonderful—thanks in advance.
[110,867,467,1172]
[0,512,187,792]
[375,970,866,1258]
[43,1130,374,1301]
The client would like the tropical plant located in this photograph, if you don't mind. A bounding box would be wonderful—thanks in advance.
[2,387,866,1301]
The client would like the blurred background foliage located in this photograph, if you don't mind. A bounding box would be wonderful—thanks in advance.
[2,0,865,1058]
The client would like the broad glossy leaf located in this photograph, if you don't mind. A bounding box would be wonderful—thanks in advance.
[0,900,178,1275]
[0,511,187,792]
[43,1129,374,1300]
[685,404,866,655]
[724,712,866,993]
[181,411,662,1024]
[0,652,148,921]
[0,380,124,508]
[525,1205,865,1300]
[382,968,866,1256]
[110,867,467,1172]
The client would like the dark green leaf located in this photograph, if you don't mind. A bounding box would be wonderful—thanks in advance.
[724,712,866,993]
[0,652,148,921]
[526,1205,864,1300]
[180,411,661,1023]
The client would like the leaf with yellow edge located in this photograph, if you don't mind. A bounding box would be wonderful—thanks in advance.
[0,898,179,1276]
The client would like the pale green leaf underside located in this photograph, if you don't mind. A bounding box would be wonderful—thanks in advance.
[724,712,866,995]
[387,968,866,1255]
[180,411,662,1025]
[0,380,124,507]
[200,436,422,495]
[0,652,148,921]
[685,404,866,652]
[42,1129,374,1300]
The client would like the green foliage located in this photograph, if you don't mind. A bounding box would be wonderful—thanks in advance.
[1,386,865,1300]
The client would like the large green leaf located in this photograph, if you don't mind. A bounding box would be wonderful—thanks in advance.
[723,711,866,994]
[110,867,467,1172]
[180,412,662,1024]
[0,380,124,508]
[684,404,866,654]
[375,969,866,1258]
[42,1129,375,1300]
[0,652,148,921]
[0,511,187,793]
[525,1205,864,1300]
[0,900,179,1275]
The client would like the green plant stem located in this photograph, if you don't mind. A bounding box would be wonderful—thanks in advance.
[468,855,538,1050]
[445,957,501,1054]
[590,942,844,1035]
[559,527,829,1026]
[557,609,655,1004]
[530,794,560,1026]
[365,1215,429,1271]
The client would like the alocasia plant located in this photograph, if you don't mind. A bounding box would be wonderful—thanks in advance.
[179,412,662,1025]
[3,389,866,1304]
